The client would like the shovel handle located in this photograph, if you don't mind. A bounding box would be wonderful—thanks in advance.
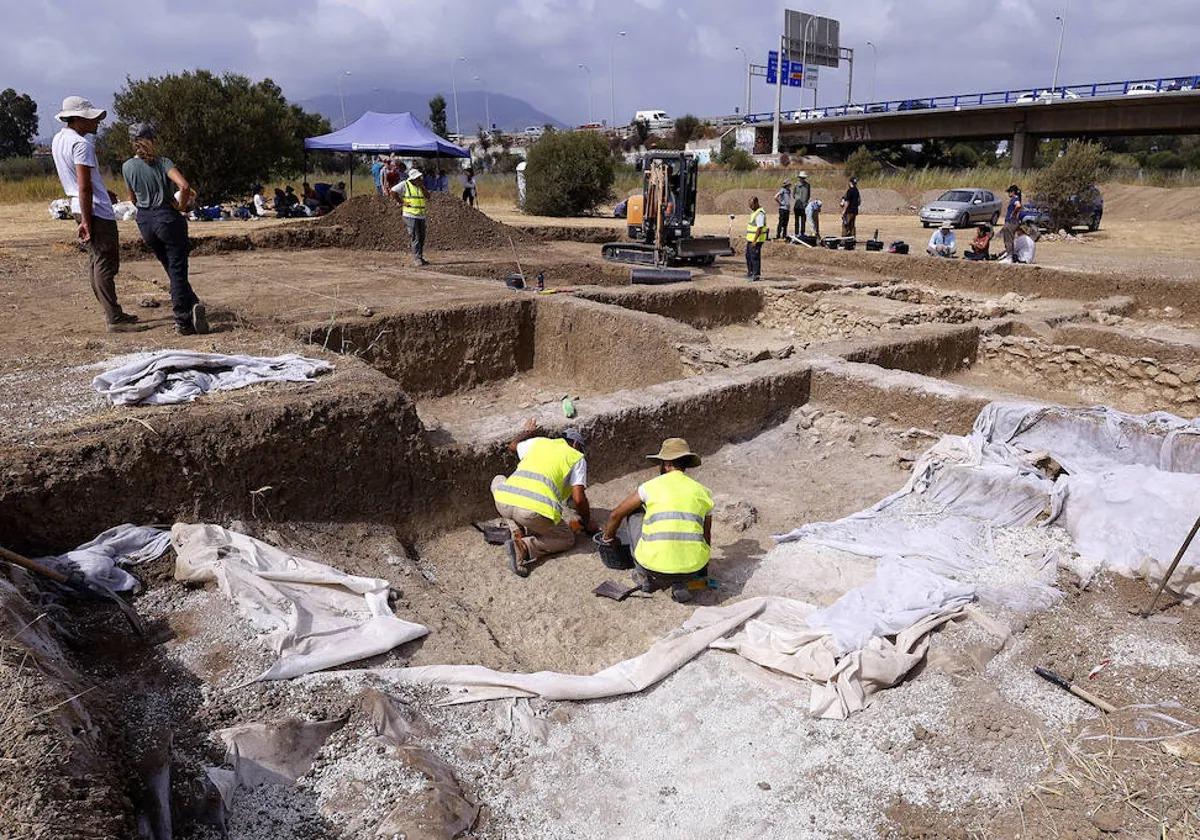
[0,545,70,584]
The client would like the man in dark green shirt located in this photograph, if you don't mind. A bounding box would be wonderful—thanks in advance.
[121,124,208,335]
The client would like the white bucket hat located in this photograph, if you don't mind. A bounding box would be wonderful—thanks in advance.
[56,96,106,122]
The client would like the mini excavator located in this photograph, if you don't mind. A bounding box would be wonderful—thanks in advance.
[601,152,733,280]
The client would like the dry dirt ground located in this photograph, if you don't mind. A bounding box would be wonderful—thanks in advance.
[2,192,1199,839]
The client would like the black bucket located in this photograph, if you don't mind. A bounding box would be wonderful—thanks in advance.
[593,533,634,569]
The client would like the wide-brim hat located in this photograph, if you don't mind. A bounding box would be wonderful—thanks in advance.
[407,168,423,180]
[647,437,701,468]
[940,221,954,229]
[56,96,106,122]
[798,171,809,178]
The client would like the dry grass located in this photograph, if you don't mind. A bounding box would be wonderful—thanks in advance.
[0,174,67,204]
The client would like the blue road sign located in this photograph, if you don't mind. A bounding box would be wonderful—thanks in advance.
[766,51,804,87]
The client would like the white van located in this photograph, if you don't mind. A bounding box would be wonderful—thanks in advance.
[634,110,671,128]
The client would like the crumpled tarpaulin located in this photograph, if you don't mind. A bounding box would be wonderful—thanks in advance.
[171,524,427,681]
[92,350,332,406]
[314,594,966,719]
[38,524,171,591]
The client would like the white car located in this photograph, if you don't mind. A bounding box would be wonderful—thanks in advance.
[1016,89,1080,104]
[785,110,822,121]
[1126,83,1161,96]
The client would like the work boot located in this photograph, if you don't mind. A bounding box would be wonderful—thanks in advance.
[109,311,139,325]
[670,583,693,603]
[175,322,196,336]
[631,567,654,593]
[506,536,530,578]
[106,321,142,333]
[192,303,209,335]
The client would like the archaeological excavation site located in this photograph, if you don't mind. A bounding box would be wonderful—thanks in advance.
[3,194,1200,840]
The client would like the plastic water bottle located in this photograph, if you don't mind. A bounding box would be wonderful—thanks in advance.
[561,396,576,418]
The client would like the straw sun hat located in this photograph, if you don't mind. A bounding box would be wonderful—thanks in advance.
[646,438,701,468]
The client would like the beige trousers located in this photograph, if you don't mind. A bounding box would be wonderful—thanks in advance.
[491,475,576,559]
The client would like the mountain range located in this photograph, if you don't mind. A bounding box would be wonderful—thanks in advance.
[300,88,565,134]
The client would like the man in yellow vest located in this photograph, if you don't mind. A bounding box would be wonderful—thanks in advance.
[601,438,713,603]
[492,420,593,577]
[390,167,429,266]
[745,196,767,281]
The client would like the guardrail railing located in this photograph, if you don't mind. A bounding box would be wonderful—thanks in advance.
[734,74,1200,125]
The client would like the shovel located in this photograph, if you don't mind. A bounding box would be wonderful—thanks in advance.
[0,544,148,637]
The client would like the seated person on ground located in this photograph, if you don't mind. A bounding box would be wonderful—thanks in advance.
[964,223,992,261]
[329,181,347,208]
[1011,225,1036,264]
[601,438,713,604]
[252,184,270,218]
[491,420,593,578]
[926,222,956,258]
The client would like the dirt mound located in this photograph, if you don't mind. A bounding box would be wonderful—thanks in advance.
[317,192,533,251]
[1096,183,1200,222]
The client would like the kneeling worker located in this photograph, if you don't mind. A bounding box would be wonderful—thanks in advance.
[601,438,713,603]
[492,421,592,578]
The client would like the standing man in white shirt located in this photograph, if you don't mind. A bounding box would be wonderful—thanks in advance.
[51,96,137,332]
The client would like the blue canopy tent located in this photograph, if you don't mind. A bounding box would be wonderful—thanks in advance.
[303,111,469,195]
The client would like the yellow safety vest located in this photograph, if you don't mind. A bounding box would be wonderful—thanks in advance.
[745,207,767,243]
[634,470,713,575]
[402,180,427,218]
[492,438,583,524]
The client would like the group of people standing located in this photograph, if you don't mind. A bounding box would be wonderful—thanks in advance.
[769,171,821,241]
[51,95,207,336]
[492,421,714,603]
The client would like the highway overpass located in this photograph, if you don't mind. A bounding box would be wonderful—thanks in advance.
[747,91,1200,169]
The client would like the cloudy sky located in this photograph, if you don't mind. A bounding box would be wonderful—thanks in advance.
[10,0,1200,135]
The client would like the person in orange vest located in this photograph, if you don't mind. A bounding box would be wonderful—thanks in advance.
[492,419,594,577]
[745,197,767,281]
[601,438,713,603]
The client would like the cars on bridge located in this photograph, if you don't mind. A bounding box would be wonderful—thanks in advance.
[919,188,1003,228]
[1015,89,1081,104]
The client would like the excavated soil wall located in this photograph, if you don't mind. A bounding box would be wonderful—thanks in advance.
[0,365,433,554]
[836,324,984,378]
[1051,322,1200,367]
[531,296,697,390]
[576,285,765,328]
[300,299,536,397]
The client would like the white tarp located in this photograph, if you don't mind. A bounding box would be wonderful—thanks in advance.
[171,524,427,681]
[315,591,968,719]
[39,524,172,591]
[93,351,333,406]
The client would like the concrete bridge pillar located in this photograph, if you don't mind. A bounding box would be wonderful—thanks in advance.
[1011,128,1038,171]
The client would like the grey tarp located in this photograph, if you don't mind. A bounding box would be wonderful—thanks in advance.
[92,351,332,406]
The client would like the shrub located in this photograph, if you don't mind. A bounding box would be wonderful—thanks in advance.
[844,145,881,180]
[717,131,736,163]
[1145,150,1185,170]
[673,114,702,147]
[523,130,615,216]
[724,148,757,172]
[1030,141,1107,228]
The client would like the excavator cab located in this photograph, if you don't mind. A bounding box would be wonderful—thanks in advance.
[602,152,733,268]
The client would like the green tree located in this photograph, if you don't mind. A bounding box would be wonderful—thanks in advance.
[1030,141,1107,229]
[843,145,881,181]
[97,71,329,202]
[429,94,448,137]
[717,131,736,164]
[523,131,615,216]
[724,148,757,172]
[673,114,702,147]
[0,89,38,159]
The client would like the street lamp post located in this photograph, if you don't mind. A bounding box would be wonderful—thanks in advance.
[336,70,352,128]
[609,30,626,128]
[734,45,750,117]
[578,63,593,124]
[865,41,878,103]
[452,56,467,136]
[473,74,491,131]
[1051,0,1070,92]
